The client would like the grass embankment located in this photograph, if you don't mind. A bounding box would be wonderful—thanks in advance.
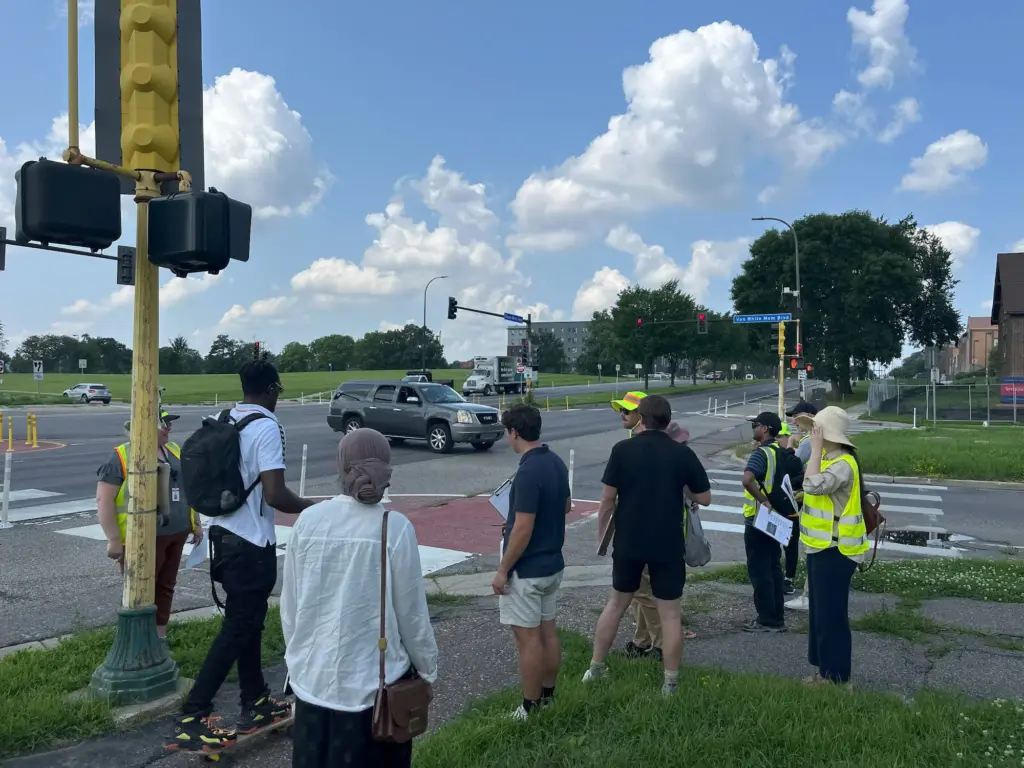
[0,607,286,759]
[413,630,1024,767]
[853,426,1024,482]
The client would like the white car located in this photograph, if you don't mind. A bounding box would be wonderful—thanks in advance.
[745,373,755,380]
[62,383,112,404]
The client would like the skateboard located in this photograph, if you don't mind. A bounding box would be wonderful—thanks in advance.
[167,711,295,763]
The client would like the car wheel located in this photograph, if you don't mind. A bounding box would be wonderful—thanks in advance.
[472,441,494,451]
[344,416,363,433]
[428,423,453,454]
[102,399,110,406]
[80,394,89,403]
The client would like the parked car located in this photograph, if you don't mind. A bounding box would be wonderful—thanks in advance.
[327,380,503,453]
[745,373,755,380]
[62,383,111,404]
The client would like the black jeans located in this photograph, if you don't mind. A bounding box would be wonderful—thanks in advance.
[784,516,801,580]
[183,528,278,716]
[807,547,857,683]
[744,524,785,627]
[293,698,412,768]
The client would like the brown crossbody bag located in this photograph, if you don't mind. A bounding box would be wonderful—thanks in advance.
[371,509,433,743]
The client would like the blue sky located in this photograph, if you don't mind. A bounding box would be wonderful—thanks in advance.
[0,0,1017,363]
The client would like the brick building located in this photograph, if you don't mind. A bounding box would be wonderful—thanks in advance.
[991,252,1024,380]
[956,316,998,374]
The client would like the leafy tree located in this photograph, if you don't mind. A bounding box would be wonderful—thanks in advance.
[13,334,132,374]
[577,310,626,376]
[732,211,959,395]
[353,325,445,371]
[531,329,566,373]
[159,336,203,374]
[988,342,1002,379]
[0,321,6,355]
[308,334,356,371]
[204,335,250,374]
[890,350,928,379]
[276,342,312,373]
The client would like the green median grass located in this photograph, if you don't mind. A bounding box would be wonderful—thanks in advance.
[853,425,1024,482]
[413,631,1022,768]
[0,607,285,759]
[691,558,1024,603]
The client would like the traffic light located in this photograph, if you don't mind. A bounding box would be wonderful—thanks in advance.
[0,227,6,272]
[777,320,786,355]
[447,296,458,320]
[806,363,813,374]
[148,188,252,277]
[253,342,261,359]
[796,343,803,357]
[790,358,798,369]
[697,313,708,335]
[14,159,122,250]
[636,317,645,332]
[116,246,136,286]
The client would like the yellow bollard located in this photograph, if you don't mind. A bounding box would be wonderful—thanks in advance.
[566,396,570,410]
[30,414,38,448]
[6,415,12,452]
[546,397,550,412]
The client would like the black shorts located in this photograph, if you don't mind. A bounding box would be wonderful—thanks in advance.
[612,556,685,601]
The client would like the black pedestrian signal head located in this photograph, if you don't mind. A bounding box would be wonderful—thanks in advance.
[447,296,458,320]
[148,188,252,277]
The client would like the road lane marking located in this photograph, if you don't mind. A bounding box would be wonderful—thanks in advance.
[0,489,63,503]
[705,467,948,491]
[5,499,97,522]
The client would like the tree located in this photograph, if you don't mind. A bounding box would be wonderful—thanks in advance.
[276,342,312,372]
[159,336,203,374]
[906,228,962,351]
[732,211,957,395]
[353,325,444,371]
[308,334,356,371]
[577,310,625,376]
[13,334,132,374]
[890,350,928,379]
[531,329,566,373]
[0,321,6,356]
[204,335,250,374]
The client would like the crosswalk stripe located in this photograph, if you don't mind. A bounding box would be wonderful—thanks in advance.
[706,467,948,492]
[0,489,63,503]
[6,499,97,522]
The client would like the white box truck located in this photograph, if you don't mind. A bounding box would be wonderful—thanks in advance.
[462,356,525,396]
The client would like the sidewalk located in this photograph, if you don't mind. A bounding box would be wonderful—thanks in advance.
[8,565,1024,767]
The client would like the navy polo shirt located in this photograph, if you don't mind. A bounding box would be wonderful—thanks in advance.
[503,445,570,578]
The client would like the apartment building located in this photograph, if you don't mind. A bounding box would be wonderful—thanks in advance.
[507,321,589,368]
[956,316,999,374]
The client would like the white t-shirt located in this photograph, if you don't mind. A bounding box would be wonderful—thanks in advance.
[208,403,286,547]
[280,495,439,712]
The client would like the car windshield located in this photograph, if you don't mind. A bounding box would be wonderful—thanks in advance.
[470,368,489,376]
[421,385,465,404]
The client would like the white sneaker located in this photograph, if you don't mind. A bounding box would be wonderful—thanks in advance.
[582,665,606,683]
[661,682,678,697]
[509,704,529,721]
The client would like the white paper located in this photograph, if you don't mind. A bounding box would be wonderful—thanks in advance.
[754,505,793,546]
[489,476,514,521]
[184,537,209,569]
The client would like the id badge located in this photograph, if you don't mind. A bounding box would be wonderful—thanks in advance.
[171,487,180,503]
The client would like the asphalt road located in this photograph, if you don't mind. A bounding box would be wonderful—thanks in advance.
[1,380,786,503]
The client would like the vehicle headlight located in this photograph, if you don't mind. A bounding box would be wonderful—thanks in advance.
[456,410,473,424]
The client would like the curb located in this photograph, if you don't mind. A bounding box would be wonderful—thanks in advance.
[708,446,1024,491]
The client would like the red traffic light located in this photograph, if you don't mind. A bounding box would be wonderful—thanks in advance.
[636,317,644,325]
[790,359,797,369]
[698,313,706,320]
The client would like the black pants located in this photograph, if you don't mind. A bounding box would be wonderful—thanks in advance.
[183,528,278,716]
[744,524,785,627]
[784,516,801,580]
[292,698,412,768]
[807,547,857,683]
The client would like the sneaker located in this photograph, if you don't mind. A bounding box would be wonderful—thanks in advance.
[165,715,237,753]
[661,682,678,697]
[783,579,796,596]
[237,694,291,734]
[742,619,788,633]
[510,704,530,721]
[582,664,607,683]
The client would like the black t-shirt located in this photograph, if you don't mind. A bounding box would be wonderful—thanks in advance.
[602,430,711,562]
[504,445,570,578]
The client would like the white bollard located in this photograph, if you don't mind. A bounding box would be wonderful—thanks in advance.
[707,397,712,414]
[568,449,575,509]
[714,398,719,416]
[0,451,11,529]
[913,407,917,429]
[318,392,323,404]
[298,444,308,497]
[743,391,747,405]
[724,400,729,416]
[214,394,218,407]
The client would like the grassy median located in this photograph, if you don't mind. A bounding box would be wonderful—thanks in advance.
[0,607,286,759]
[412,630,1023,767]
[853,426,1024,482]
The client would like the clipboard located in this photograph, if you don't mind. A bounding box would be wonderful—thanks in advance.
[597,517,614,556]
[489,475,514,522]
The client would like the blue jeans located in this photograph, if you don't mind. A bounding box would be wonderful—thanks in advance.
[807,547,857,682]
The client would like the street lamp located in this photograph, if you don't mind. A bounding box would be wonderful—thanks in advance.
[421,275,448,371]
[753,216,802,404]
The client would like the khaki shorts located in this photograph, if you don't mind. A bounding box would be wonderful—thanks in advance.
[499,570,564,628]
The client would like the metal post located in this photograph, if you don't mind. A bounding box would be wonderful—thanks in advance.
[0,451,12,529]
[986,365,991,424]
[421,275,447,372]
[913,407,917,429]
[299,444,308,497]
[968,385,972,421]
[568,449,575,509]
[777,320,786,417]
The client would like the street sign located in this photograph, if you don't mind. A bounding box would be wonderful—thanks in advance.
[503,312,525,324]
[615,364,621,372]
[517,364,525,374]
[730,363,738,371]
[798,369,807,381]
[79,358,88,371]
[635,363,642,370]
[734,313,792,324]
[597,364,603,370]
[32,360,43,381]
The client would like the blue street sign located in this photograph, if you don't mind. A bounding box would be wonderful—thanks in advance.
[503,312,526,324]
[733,313,793,324]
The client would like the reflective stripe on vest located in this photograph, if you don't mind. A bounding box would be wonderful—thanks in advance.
[742,444,776,518]
[114,442,190,541]
[799,453,869,557]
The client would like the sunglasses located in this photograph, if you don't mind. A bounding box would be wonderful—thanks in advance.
[270,382,285,395]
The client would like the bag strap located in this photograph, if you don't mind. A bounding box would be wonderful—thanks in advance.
[377,509,390,693]
[234,412,268,431]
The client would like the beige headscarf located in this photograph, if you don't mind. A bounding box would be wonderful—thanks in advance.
[338,428,393,504]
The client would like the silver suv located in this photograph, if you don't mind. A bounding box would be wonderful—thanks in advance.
[327,380,503,453]
[62,383,112,404]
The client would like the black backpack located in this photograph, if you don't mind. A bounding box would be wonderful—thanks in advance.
[181,410,267,517]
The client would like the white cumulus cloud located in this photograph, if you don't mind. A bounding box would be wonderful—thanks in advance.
[507,22,842,252]
[878,97,920,143]
[922,221,980,269]
[571,267,630,320]
[60,273,221,315]
[899,130,987,193]
[847,0,917,89]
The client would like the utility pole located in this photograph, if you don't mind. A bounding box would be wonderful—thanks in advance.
[753,216,802,399]
[89,0,186,703]
[421,275,447,372]
[777,320,786,417]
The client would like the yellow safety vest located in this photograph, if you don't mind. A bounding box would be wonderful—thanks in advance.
[742,444,777,518]
[799,453,868,557]
[114,442,194,541]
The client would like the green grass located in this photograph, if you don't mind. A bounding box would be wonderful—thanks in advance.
[0,607,285,759]
[827,387,870,407]
[692,558,1024,603]
[853,425,1024,482]
[413,631,1024,767]
[850,605,944,642]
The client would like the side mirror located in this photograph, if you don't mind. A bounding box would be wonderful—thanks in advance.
[405,396,420,405]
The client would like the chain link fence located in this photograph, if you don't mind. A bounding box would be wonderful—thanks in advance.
[867,378,1021,423]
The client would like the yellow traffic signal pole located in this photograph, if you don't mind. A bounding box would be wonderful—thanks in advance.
[76,0,189,704]
[777,320,786,417]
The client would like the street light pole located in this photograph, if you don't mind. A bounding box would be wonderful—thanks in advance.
[421,275,448,372]
[753,216,802,399]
